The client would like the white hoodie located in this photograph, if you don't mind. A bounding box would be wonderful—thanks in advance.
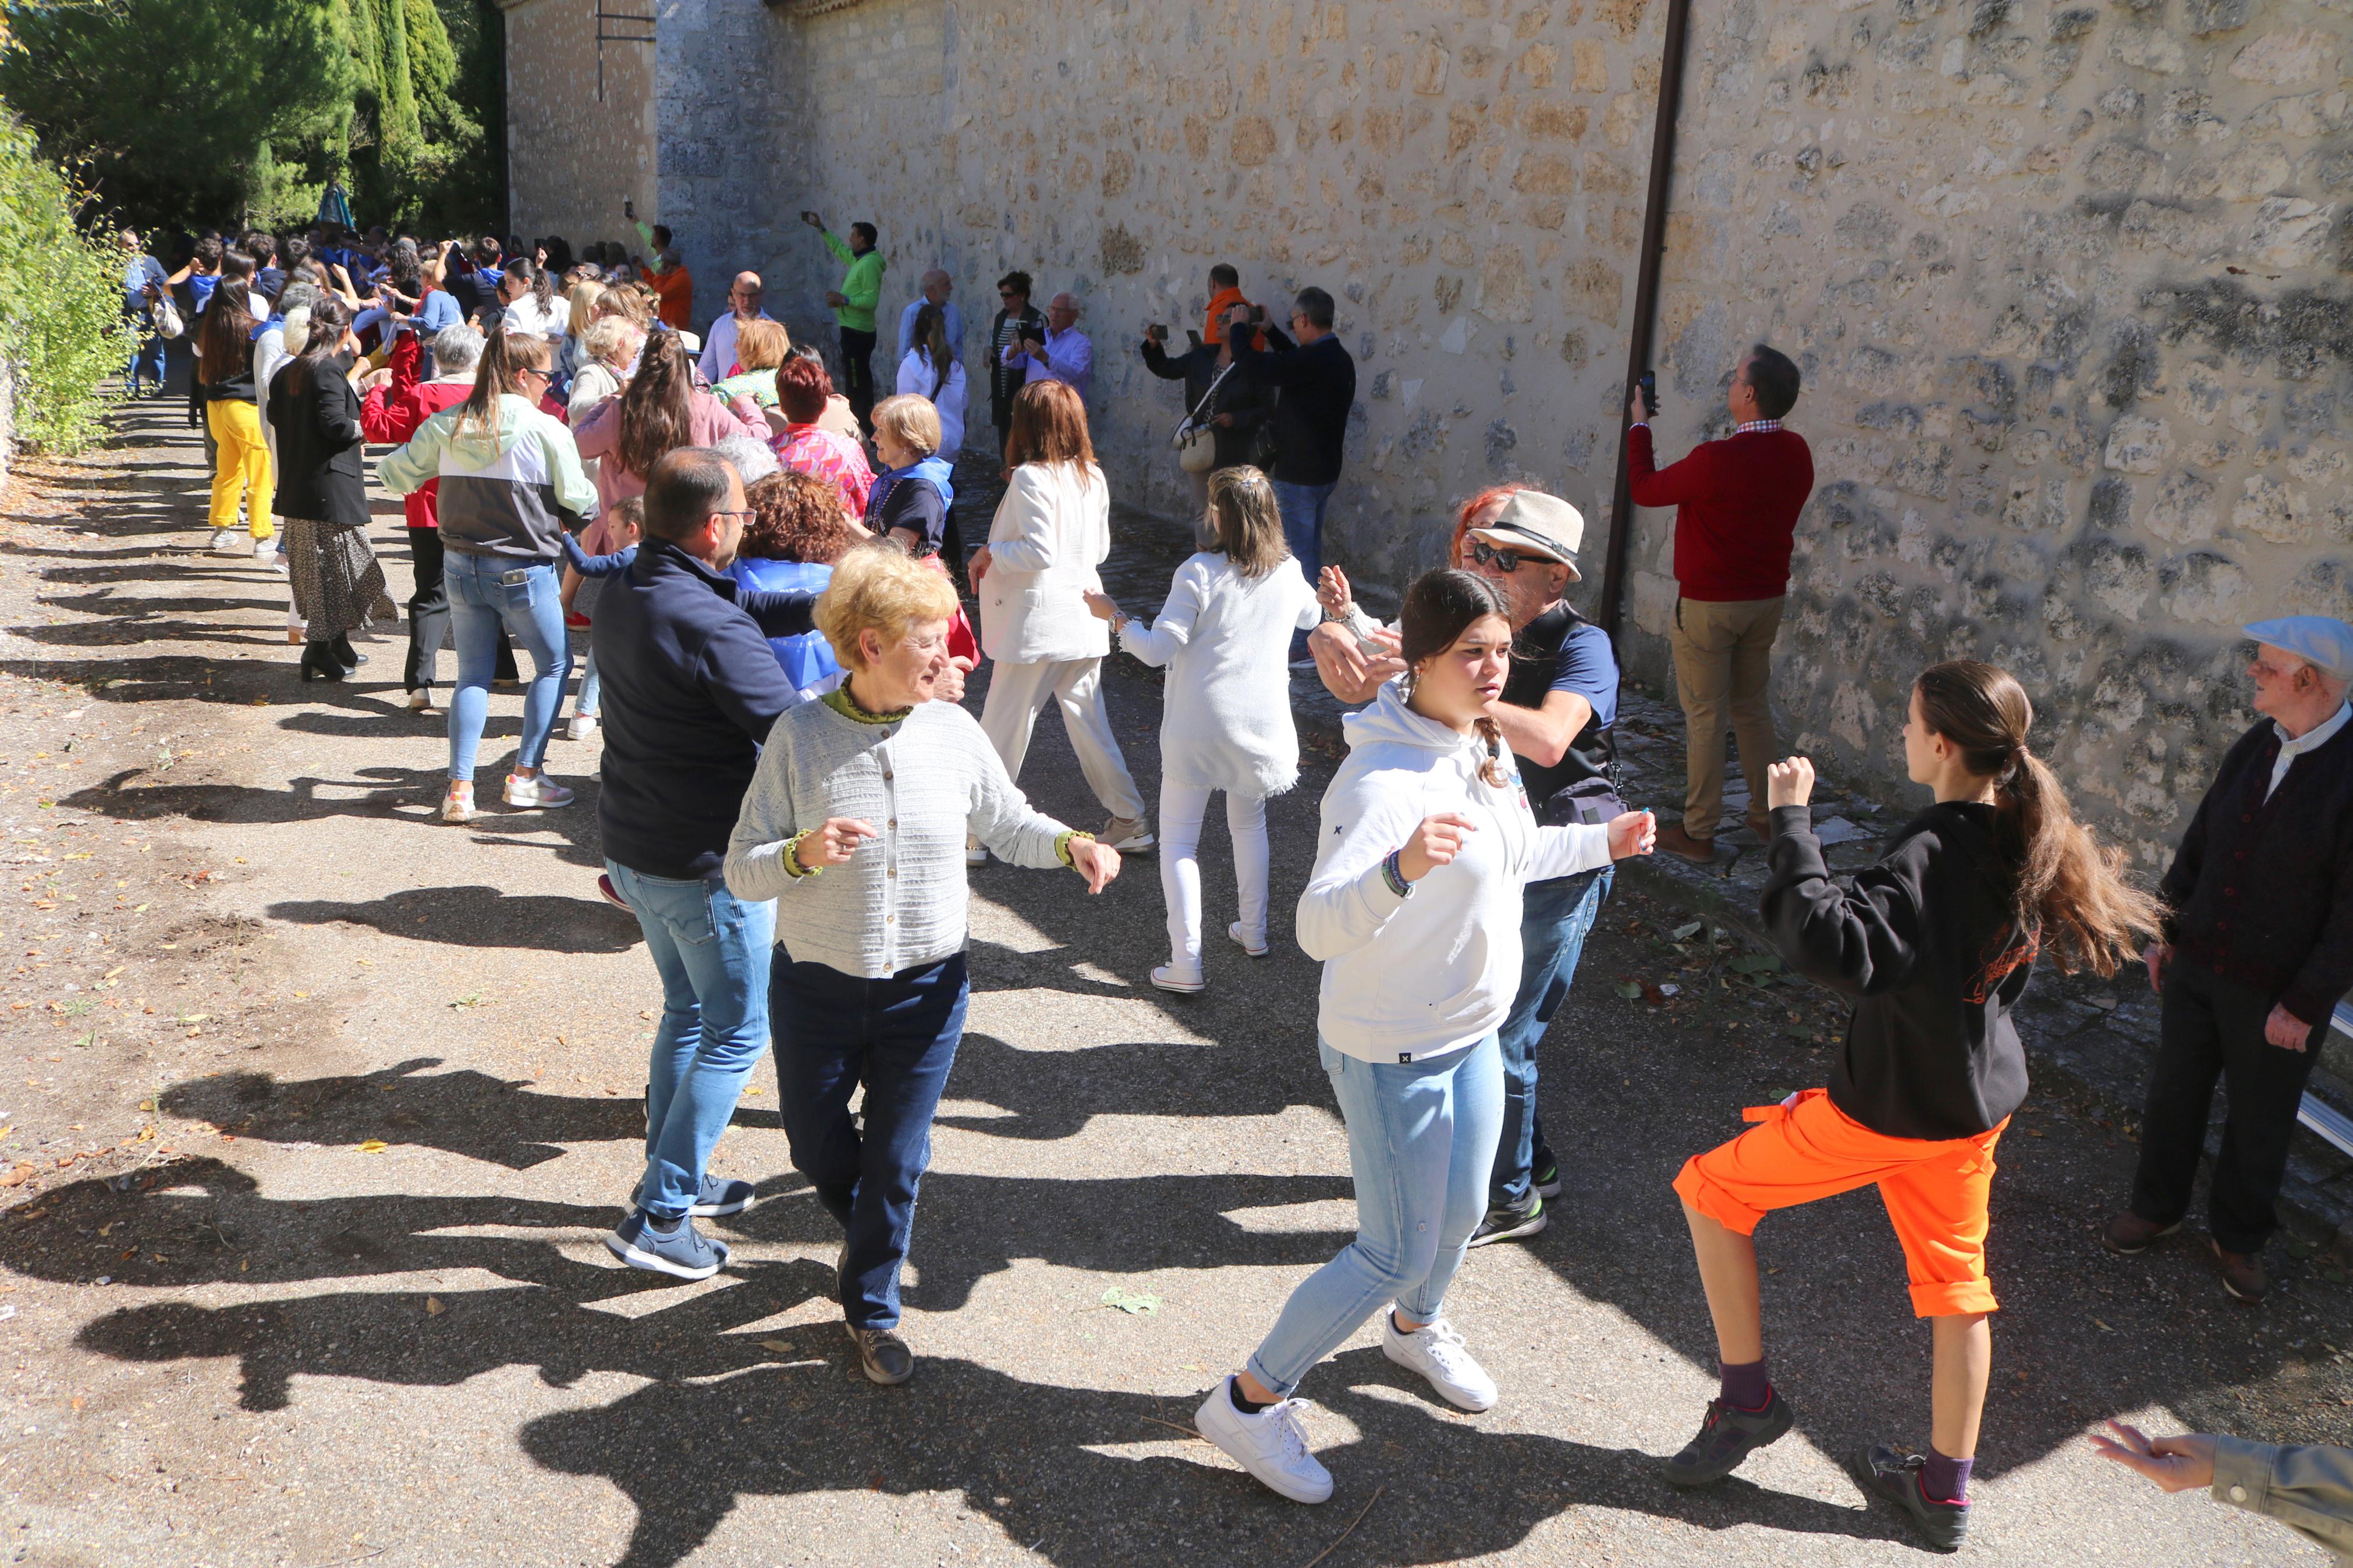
[1298,681,1612,1065]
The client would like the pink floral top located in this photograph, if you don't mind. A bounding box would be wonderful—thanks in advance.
[771,424,875,520]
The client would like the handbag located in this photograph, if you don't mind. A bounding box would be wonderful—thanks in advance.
[148,293,184,340]
[1171,361,1238,474]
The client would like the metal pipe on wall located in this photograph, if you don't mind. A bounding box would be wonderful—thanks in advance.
[1596,0,1695,635]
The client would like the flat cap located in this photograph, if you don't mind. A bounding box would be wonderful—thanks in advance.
[2245,616,2353,680]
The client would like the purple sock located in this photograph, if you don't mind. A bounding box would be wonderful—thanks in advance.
[1922,1447,1972,1503]
[1717,1359,1770,1411]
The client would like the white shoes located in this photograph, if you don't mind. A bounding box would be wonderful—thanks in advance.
[208,528,254,557]
[1100,816,1156,851]
[1380,1311,1497,1413]
[966,837,988,866]
[1194,1379,1333,1504]
[503,773,575,809]
[1151,963,1205,994]
[1228,922,1270,958]
[566,712,598,741]
[406,689,434,713]
[441,785,477,824]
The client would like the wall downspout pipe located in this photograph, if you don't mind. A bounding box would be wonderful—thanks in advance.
[1598,0,1695,635]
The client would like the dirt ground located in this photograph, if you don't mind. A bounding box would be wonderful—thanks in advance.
[0,396,2343,1566]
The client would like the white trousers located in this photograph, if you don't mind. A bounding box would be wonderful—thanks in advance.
[1159,780,1270,975]
[977,656,1146,823]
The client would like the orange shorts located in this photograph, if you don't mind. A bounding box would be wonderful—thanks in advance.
[1673,1088,2006,1318]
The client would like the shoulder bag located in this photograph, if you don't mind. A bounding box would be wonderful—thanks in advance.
[1172,361,1238,474]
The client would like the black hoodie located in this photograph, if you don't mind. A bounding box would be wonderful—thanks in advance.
[1762,801,2035,1141]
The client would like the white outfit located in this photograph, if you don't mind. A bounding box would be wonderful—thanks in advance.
[697,310,773,383]
[1116,551,1321,971]
[500,294,563,343]
[976,461,1144,821]
[1298,682,1613,1065]
[895,347,968,456]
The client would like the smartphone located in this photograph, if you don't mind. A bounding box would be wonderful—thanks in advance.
[623,198,636,220]
[1637,371,1658,418]
[1147,323,1168,342]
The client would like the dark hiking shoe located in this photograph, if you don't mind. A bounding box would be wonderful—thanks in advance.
[1854,1444,1971,1552]
[1662,1388,1794,1486]
[847,1322,914,1385]
[2101,1211,2180,1256]
[2212,1238,2269,1304]
[1467,1196,1549,1247]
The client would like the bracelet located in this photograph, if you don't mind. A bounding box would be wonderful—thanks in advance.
[781,830,821,879]
[1055,829,1096,867]
[1380,849,1413,898]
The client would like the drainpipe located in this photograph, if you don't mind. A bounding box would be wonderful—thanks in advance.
[1597,0,1695,636]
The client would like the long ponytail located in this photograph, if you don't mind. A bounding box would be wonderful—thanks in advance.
[455,326,550,439]
[1914,659,2164,976]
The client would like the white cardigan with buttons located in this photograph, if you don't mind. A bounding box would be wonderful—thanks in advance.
[977,460,1113,666]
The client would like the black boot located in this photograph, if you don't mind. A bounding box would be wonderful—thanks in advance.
[329,633,367,670]
[298,641,346,682]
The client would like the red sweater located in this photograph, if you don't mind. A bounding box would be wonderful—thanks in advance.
[360,331,473,529]
[1627,424,1813,602]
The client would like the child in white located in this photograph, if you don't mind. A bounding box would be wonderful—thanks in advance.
[1194,567,1655,1505]
[1086,467,1319,991]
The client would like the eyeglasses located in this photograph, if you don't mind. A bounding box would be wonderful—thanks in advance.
[1470,539,1539,574]
[514,367,551,385]
[998,290,1021,299]
[707,508,754,527]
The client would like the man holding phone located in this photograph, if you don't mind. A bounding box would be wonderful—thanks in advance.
[1000,291,1092,401]
[1625,345,1813,862]
[803,211,886,428]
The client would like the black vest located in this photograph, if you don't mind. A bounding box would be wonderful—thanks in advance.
[1502,602,1618,812]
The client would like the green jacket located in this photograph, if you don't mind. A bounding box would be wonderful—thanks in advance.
[822,230,885,333]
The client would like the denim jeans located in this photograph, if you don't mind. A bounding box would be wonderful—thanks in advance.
[1247,1034,1503,1397]
[771,947,970,1331]
[1270,478,1338,586]
[442,552,571,781]
[127,334,168,394]
[1492,865,1613,1210]
[606,860,776,1222]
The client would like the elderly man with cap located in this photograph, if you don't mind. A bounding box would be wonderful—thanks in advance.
[1309,483,1625,1244]
[2106,616,2353,1303]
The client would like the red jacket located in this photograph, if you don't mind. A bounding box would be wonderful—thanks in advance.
[1627,423,1813,603]
[360,332,473,529]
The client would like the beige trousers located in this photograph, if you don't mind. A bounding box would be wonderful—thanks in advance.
[1668,595,1784,838]
[977,656,1147,823]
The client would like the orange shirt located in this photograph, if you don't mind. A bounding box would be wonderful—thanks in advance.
[648,264,694,330]
[1202,284,1265,350]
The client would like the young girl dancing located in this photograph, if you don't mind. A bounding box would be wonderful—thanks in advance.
[1662,659,2159,1549]
[1195,568,1654,1502]
[1084,467,1320,993]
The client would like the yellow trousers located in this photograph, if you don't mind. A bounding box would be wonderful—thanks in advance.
[205,399,274,539]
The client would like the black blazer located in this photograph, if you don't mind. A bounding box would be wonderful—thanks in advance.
[265,352,368,527]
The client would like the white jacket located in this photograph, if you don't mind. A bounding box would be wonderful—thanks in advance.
[895,348,967,456]
[1298,682,1612,1064]
[978,461,1113,666]
[1117,552,1320,798]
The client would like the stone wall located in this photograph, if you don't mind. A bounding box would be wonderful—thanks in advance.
[498,0,656,251]
[546,0,2350,862]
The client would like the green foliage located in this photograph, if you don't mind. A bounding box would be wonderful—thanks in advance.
[0,115,129,451]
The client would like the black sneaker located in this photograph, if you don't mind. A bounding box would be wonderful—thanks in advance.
[1662,1388,1794,1486]
[1467,1196,1549,1247]
[847,1322,914,1385]
[1854,1444,1970,1551]
[1533,1160,1563,1200]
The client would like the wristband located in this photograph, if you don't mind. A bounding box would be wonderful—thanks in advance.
[1055,829,1095,867]
[1380,849,1413,898]
[781,830,821,879]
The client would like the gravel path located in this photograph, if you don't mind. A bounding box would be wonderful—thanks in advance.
[0,397,2338,1566]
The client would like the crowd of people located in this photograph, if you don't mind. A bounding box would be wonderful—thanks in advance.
[113,211,2353,1559]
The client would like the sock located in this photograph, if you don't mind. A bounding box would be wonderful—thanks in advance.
[1718,1358,1771,1411]
[644,1213,683,1236]
[1228,1378,1276,1415]
[1389,1309,1415,1336]
[1922,1446,1972,1504]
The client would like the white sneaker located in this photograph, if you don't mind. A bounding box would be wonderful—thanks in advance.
[566,712,598,741]
[966,837,988,866]
[504,773,575,809]
[1380,1311,1497,1413]
[405,689,432,713]
[1151,963,1205,994]
[268,545,288,573]
[1101,816,1156,851]
[208,528,254,557]
[1193,1380,1333,1504]
[441,786,477,824]
[1228,922,1270,958]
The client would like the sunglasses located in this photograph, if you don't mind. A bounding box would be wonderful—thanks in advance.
[1470,539,1548,573]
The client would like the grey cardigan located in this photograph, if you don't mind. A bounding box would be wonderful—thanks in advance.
[724,691,1078,978]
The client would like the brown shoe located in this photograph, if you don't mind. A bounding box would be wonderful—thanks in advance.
[1657,823,1718,863]
[2101,1211,2180,1255]
[2211,1238,2269,1304]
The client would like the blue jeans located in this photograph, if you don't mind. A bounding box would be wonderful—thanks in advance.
[1492,866,1613,1210]
[1271,479,1338,585]
[1247,1034,1503,1397]
[606,860,776,1221]
[771,947,970,1331]
[442,553,572,781]
[127,334,168,394]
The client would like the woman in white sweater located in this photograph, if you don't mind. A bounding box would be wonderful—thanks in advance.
[967,379,1151,854]
[1194,568,1655,1505]
[893,301,967,458]
[725,545,1120,1386]
[1085,467,1319,992]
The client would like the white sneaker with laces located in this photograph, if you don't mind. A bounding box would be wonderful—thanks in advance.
[566,712,598,741]
[1380,1311,1497,1412]
[441,787,477,824]
[208,528,254,557]
[1228,921,1270,958]
[1194,1380,1333,1504]
[504,773,575,809]
[1101,816,1156,851]
[1150,963,1205,994]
